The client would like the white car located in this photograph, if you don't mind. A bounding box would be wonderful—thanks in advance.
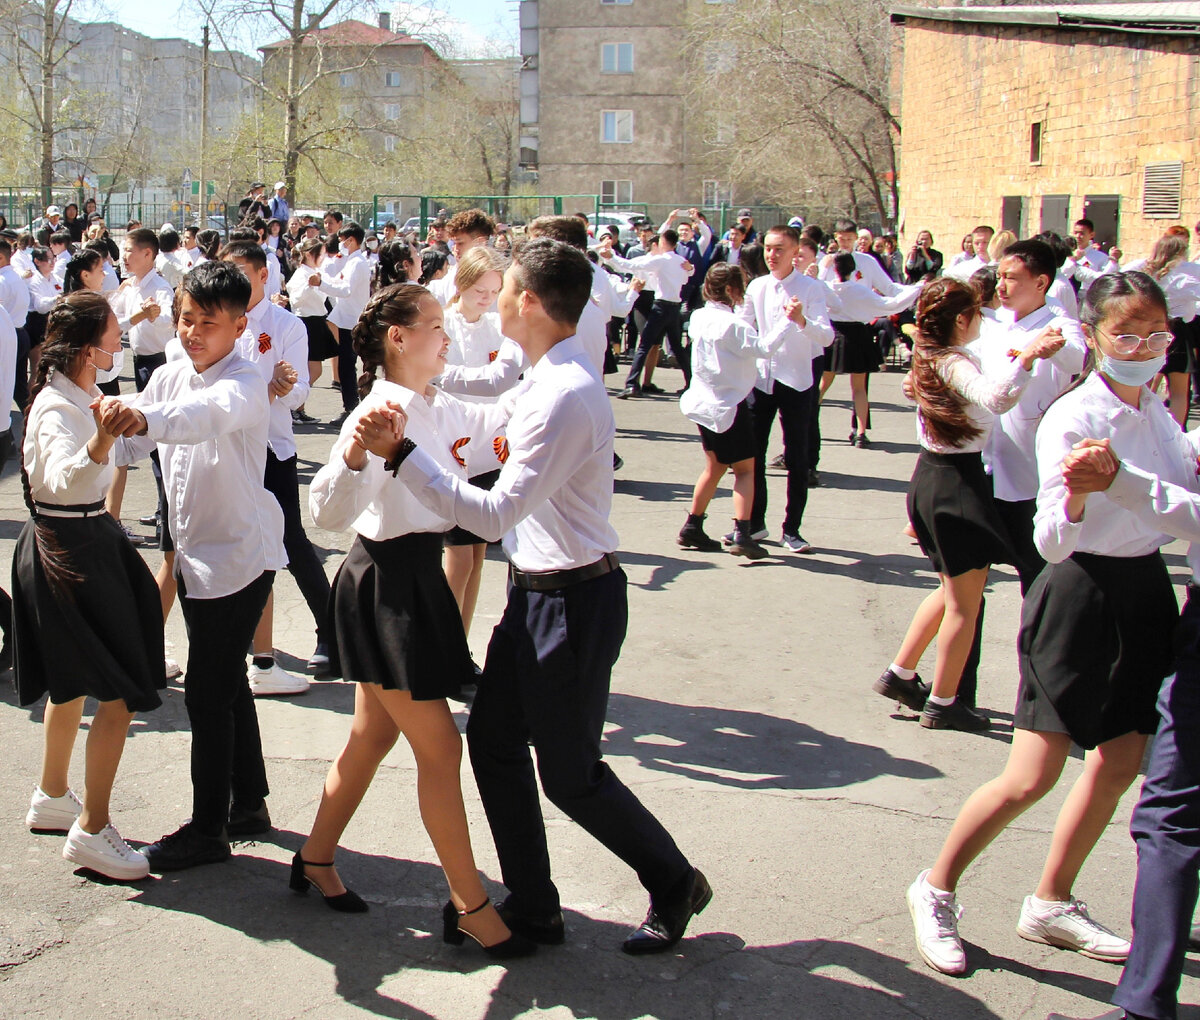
[588,211,642,246]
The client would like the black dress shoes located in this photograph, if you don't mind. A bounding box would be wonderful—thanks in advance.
[226,801,272,838]
[622,868,712,955]
[143,822,231,872]
[495,895,566,945]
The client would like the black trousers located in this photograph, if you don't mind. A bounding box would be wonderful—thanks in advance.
[263,450,331,643]
[748,381,814,536]
[1114,592,1200,1020]
[624,300,690,389]
[466,569,690,916]
[133,352,169,526]
[809,352,825,470]
[336,326,358,413]
[12,326,29,410]
[178,570,274,835]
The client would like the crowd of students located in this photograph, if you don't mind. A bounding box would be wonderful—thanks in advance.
[8,194,1200,1015]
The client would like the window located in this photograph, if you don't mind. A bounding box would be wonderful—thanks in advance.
[385,104,400,121]
[601,109,633,143]
[600,180,633,205]
[601,0,633,5]
[601,42,634,74]
[1029,121,1042,164]
[702,180,732,207]
[121,48,132,62]
[385,71,402,87]
[339,72,354,87]
[384,135,396,153]
[1143,161,1183,218]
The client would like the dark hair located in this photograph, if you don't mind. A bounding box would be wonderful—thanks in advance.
[184,224,199,239]
[969,265,998,305]
[528,215,588,251]
[802,224,825,245]
[1034,230,1073,269]
[447,208,495,239]
[63,203,78,218]
[196,229,221,259]
[62,248,103,294]
[661,228,679,247]
[798,236,818,256]
[180,259,251,319]
[702,262,745,307]
[126,227,159,257]
[833,218,857,234]
[1074,218,1095,233]
[912,278,983,449]
[220,240,268,270]
[158,227,181,253]
[510,237,592,326]
[338,222,365,245]
[971,224,995,238]
[351,283,429,399]
[49,230,72,249]
[21,292,116,596]
[765,225,800,246]
[373,239,416,290]
[997,238,1056,287]
[324,209,344,225]
[833,251,857,282]
[738,243,768,282]
[0,239,11,259]
[30,246,50,266]
[419,248,447,285]
[228,227,258,243]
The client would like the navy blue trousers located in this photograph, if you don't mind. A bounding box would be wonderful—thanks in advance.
[466,568,691,916]
[1113,592,1200,1020]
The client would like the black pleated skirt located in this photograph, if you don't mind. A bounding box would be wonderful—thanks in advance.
[828,320,883,375]
[303,314,339,362]
[1015,550,1177,749]
[444,470,501,547]
[11,513,165,712]
[1166,316,1193,375]
[330,531,473,699]
[906,450,1013,577]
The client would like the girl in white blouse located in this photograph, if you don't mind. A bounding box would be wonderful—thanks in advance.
[13,292,164,882]
[286,238,336,419]
[906,272,1190,977]
[440,246,508,650]
[875,278,1061,732]
[299,283,532,958]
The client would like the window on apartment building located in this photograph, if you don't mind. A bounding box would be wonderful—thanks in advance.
[1029,121,1042,164]
[601,110,633,143]
[601,42,634,74]
[385,104,400,121]
[601,180,633,206]
[702,180,732,207]
[339,72,356,87]
[385,71,403,87]
[600,0,634,5]
[121,48,132,62]
[384,135,396,153]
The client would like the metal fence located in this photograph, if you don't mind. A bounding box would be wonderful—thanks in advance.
[371,194,608,235]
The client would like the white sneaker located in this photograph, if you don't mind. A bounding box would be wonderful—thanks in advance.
[248,661,310,697]
[62,820,149,880]
[26,786,82,833]
[1017,895,1130,962]
[907,869,967,974]
[165,656,182,681]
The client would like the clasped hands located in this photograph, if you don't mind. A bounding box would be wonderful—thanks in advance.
[1062,438,1119,494]
[90,395,147,437]
[343,401,408,470]
[269,360,298,399]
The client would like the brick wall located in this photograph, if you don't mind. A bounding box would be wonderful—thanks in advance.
[895,19,1200,259]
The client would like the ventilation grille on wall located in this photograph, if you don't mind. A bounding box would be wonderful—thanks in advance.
[1143,161,1183,218]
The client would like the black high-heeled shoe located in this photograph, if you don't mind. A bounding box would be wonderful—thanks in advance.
[289,852,368,913]
[442,898,537,959]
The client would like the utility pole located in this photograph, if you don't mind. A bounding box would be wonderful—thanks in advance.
[199,21,209,226]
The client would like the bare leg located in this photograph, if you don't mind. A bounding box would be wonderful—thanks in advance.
[689,450,727,517]
[39,697,86,797]
[730,458,755,520]
[459,544,486,638]
[1167,372,1189,429]
[642,345,662,387]
[78,700,135,833]
[106,465,129,521]
[927,729,1072,892]
[332,358,341,385]
[930,568,988,699]
[851,373,870,437]
[894,587,946,672]
[819,371,836,400]
[155,551,176,622]
[308,360,322,386]
[445,544,474,617]
[1035,730,1149,901]
[252,589,274,657]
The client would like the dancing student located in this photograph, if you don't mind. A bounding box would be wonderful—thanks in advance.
[428,209,495,306]
[97,262,286,871]
[988,229,1016,265]
[819,252,922,448]
[907,272,1187,976]
[372,239,420,290]
[63,249,125,397]
[301,282,532,959]
[286,237,336,423]
[24,248,60,402]
[389,238,710,955]
[311,222,372,428]
[874,278,1061,731]
[1124,232,1200,427]
[194,228,221,265]
[440,246,508,650]
[1035,231,1080,321]
[419,248,448,287]
[14,292,164,880]
[676,262,804,558]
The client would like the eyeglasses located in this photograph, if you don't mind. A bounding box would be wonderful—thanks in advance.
[1094,326,1173,356]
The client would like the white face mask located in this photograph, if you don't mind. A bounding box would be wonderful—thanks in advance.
[93,346,124,384]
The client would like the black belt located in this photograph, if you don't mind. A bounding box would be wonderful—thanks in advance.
[509,552,619,592]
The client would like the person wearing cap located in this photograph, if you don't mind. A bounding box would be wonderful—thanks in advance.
[269,183,290,224]
[238,184,270,226]
[726,209,757,245]
[787,215,805,232]
[35,205,62,247]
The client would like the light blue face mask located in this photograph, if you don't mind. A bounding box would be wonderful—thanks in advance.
[1098,351,1165,387]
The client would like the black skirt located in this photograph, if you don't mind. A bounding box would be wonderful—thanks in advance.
[828,320,883,375]
[698,399,756,465]
[907,450,1013,577]
[303,314,339,362]
[1166,316,1192,375]
[330,531,473,699]
[11,512,165,712]
[1015,550,1177,749]
[444,470,501,547]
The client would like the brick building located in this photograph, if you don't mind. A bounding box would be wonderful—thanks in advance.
[890,2,1200,256]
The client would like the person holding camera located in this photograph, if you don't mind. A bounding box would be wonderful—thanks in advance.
[905,231,943,283]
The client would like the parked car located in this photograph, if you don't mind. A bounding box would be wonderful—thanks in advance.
[588,211,643,246]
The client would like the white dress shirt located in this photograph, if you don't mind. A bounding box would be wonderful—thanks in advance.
[1122,259,1200,322]
[827,279,922,323]
[318,249,371,330]
[437,338,527,398]
[11,247,33,277]
[310,379,511,539]
[680,302,794,432]
[27,270,61,314]
[101,263,119,292]
[238,297,310,460]
[1046,272,1079,320]
[917,347,1031,454]
[973,304,1088,501]
[264,248,282,296]
[120,348,286,598]
[820,251,905,296]
[601,249,692,303]
[1105,451,1200,582]
[286,267,328,317]
[24,370,111,505]
[595,265,637,318]
[1033,371,1196,563]
[943,254,990,283]
[0,304,15,420]
[444,307,504,368]
[155,251,185,290]
[427,264,459,307]
[0,264,30,327]
[1064,245,1115,291]
[738,270,835,394]
[110,271,175,356]
[398,334,620,571]
[52,250,70,284]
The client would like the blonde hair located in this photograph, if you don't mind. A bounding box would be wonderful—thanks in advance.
[1145,232,1189,280]
[988,229,1017,263]
[450,246,507,304]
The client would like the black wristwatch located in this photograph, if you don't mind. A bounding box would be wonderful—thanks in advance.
[383,438,417,477]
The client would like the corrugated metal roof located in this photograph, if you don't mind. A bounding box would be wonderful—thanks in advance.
[891,2,1200,34]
